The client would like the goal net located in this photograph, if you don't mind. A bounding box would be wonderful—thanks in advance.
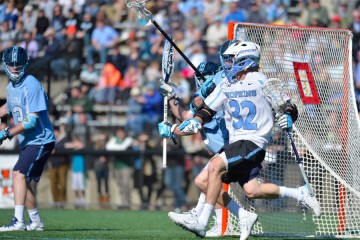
[222,22,360,238]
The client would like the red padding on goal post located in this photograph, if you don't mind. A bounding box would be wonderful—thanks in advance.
[221,183,229,235]
[293,62,320,104]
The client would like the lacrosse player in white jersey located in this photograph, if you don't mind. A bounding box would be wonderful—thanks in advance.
[163,41,320,240]
[159,40,246,237]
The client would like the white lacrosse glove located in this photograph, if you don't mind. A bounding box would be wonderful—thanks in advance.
[159,79,181,100]
[277,114,293,131]
[178,118,202,134]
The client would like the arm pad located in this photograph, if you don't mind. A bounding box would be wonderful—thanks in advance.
[22,114,39,130]
[193,104,216,124]
[280,100,298,122]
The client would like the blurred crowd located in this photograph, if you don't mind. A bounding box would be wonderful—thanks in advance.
[1,0,360,210]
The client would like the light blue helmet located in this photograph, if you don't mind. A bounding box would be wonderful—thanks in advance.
[223,41,260,83]
[195,61,219,90]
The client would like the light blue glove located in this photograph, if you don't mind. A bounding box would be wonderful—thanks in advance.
[0,128,12,145]
[179,118,202,134]
[199,77,216,100]
[158,121,177,143]
[277,114,293,131]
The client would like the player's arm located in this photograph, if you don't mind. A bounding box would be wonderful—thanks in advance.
[0,112,39,144]
[0,104,8,118]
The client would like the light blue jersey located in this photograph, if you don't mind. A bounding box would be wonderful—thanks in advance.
[6,74,55,148]
[197,71,229,154]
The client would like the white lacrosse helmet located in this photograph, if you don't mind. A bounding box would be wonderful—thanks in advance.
[224,41,260,82]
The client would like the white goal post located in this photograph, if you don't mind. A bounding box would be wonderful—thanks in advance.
[221,22,360,238]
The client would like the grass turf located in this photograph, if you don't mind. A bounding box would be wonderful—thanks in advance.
[0,209,354,240]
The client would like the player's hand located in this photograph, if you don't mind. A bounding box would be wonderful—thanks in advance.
[179,118,202,134]
[158,121,177,141]
[159,79,179,100]
[199,77,215,100]
[277,114,293,131]
[0,128,10,142]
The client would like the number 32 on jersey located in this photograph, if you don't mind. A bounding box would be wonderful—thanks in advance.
[229,100,257,130]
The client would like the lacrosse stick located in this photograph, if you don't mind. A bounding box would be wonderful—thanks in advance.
[126,0,206,83]
[262,78,315,197]
[161,37,174,168]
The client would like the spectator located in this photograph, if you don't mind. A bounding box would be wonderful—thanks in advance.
[50,25,82,79]
[22,4,37,33]
[137,82,163,136]
[76,13,95,51]
[4,0,18,29]
[48,125,70,208]
[64,8,81,30]
[20,32,39,64]
[80,63,100,86]
[87,18,119,64]
[133,133,157,210]
[105,127,134,209]
[0,0,5,23]
[125,87,144,137]
[50,4,66,42]
[77,12,95,51]
[27,27,61,81]
[92,62,123,105]
[224,2,246,25]
[0,21,15,55]
[204,16,228,48]
[12,20,25,44]
[164,143,188,213]
[100,0,125,25]
[107,45,128,76]
[32,9,49,49]
[93,132,109,205]
[38,0,56,20]
[185,7,206,33]
[66,86,93,124]
[305,0,330,27]
[349,9,360,57]
[83,0,100,18]
[247,1,267,23]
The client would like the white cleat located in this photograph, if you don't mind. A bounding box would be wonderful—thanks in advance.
[239,209,258,240]
[26,220,44,231]
[0,217,26,232]
[299,185,321,217]
[168,208,197,227]
[205,216,222,238]
[181,213,206,238]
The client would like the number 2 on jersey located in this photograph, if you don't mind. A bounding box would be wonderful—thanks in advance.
[229,100,257,130]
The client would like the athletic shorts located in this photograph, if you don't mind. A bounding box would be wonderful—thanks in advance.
[14,142,55,182]
[219,140,265,186]
[72,172,86,191]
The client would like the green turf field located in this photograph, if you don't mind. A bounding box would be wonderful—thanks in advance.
[0,209,354,240]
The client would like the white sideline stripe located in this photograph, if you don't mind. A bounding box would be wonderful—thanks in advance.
[0,237,97,240]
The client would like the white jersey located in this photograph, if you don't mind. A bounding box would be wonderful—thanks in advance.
[204,72,274,149]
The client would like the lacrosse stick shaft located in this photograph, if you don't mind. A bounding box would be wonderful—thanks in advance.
[162,96,168,168]
[151,20,205,82]
[286,129,315,197]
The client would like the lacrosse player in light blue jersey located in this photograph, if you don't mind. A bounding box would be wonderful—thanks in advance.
[158,40,238,237]
[0,46,55,232]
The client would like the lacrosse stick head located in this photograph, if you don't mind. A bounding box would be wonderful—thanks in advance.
[126,0,152,27]
[162,37,174,83]
[262,78,286,113]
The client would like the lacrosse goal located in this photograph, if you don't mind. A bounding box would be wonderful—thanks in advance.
[221,22,360,238]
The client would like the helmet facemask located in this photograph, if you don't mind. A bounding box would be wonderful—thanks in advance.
[4,61,28,84]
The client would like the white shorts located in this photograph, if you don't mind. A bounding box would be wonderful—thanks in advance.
[72,172,85,191]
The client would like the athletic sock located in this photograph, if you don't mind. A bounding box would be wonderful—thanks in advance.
[194,192,206,216]
[214,208,222,224]
[28,208,41,222]
[198,203,214,227]
[225,199,241,217]
[279,186,303,200]
[14,205,24,223]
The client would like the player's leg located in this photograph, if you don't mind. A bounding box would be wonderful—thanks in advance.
[25,142,54,231]
[242,177,320,216]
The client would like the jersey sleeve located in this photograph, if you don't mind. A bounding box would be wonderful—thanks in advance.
[25,79,48,113]
[204,83,226,112]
